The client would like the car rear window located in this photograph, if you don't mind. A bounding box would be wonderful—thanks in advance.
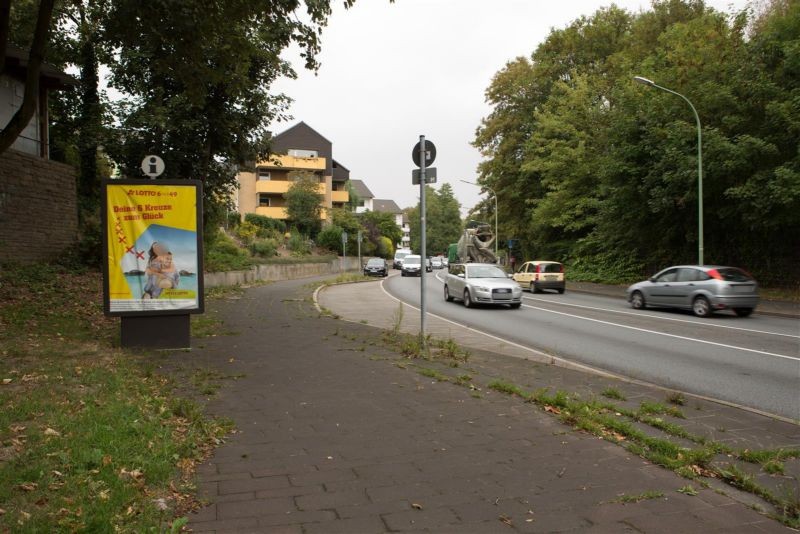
[715,268,753,282]
[367,259,383,266]
[540,263,562,273]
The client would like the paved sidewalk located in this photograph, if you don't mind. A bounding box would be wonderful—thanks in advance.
[183,276,796,532]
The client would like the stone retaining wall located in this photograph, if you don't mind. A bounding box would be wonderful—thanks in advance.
[0,149,78,263]
[204,257,362,288]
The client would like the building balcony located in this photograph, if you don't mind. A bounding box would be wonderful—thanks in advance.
[255,205,327,220]
[256,181,326,195]
[256,206,288,219]
[331,190,349,203]
[260,154,326,171]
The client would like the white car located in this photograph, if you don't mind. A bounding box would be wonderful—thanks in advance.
[431,256,444,269]
[444,263,522,308]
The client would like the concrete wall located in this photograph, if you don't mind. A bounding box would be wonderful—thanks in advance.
[204,256,361,288]
[0,148,77,263]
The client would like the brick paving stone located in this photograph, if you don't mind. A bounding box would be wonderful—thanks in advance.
[217,496,294,519]
[182,277,799,533]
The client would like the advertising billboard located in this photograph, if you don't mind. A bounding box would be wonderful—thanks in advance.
[102,179,204,316]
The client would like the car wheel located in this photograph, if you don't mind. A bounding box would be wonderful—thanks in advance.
[630,291,646,310]
[463,289,472,308]
[557,288,565,294]
[692,296,712,317]
[531,282,542,294]
[733,307,753,317]
[401,271,406,277]
[510,303,521,309]
[444,285,453,302]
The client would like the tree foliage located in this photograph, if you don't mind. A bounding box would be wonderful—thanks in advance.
[474,0,800,285]
[284,172,323,237]
[408,183,462,256]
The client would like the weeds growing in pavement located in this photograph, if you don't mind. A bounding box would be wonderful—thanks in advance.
[666,391,686,406]
[611,491,664,504]
[601,387,626,401]
[418,368,449,382]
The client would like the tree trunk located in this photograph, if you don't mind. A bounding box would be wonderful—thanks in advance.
[0,0,56,154]
[77,34,100,210]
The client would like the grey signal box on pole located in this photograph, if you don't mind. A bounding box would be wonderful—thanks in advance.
[412,167,437,185]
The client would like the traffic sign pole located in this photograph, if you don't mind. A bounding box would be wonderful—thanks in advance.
[419,135,427,348]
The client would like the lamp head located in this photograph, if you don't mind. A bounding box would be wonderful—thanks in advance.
[633,76,655,87]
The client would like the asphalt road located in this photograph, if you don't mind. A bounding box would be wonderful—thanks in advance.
[384,270,800,421]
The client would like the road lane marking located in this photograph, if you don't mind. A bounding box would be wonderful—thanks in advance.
[520,303,799,362]
[522,296,800,339]
[435,271,798,340]
[433,271,798,362]
[378,279,623,378]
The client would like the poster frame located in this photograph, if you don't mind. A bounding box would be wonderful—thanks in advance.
[101,178,205,317]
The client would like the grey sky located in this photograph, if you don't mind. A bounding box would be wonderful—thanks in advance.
[271,0,749,215]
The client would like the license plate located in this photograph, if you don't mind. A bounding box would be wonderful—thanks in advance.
[545,275,558,280]
[494,288,510,293]
[733,285,753,293]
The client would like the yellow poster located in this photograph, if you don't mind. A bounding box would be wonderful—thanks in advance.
[103,180,203,315]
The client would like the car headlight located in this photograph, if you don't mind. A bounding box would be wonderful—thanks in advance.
[475,286,490,292]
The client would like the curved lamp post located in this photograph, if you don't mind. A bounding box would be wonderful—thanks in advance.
[634,76,704,265]
[461,179,498,259]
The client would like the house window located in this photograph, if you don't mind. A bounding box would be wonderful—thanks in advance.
[258,194,271,207]
[257,169,271,180]
[288,149,318,158]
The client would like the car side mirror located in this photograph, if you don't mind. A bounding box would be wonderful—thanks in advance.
[649,277,657,283]
[507,273,513,279]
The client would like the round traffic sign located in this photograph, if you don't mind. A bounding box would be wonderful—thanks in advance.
[141,155,165,178]
[412,140,436,168]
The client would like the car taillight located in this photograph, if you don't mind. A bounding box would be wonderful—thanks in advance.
[535,265,541,273]
[560,264,565,273]
[707,269,723,280]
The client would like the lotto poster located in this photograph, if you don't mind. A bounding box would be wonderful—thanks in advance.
[102,180,204,316]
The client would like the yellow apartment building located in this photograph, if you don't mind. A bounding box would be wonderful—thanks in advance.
[235,122,349,222]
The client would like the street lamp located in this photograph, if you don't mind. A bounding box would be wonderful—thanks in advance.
[634,76,704,265]
[461,179,498,259]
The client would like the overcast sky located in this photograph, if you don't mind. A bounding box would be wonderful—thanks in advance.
[271,0,749,215]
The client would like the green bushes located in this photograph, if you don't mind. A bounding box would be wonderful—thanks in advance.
[205,233,253,272]
[317,225,344,253]
[288,231,311,256]
[250,238,278,258]
[244,213,286,234]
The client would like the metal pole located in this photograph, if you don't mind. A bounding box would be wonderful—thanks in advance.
[492,188,498,260]
[419,135,427,347]
[634,77,703,265]
[357,231,362,271]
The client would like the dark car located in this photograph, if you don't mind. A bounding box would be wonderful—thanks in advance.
[626,265,759,317]
[363,257,388,277]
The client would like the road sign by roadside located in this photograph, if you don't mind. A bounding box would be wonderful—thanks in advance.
[141,155,165,178]
[341,231,348,244]
[412,140,436,167]
[412,167,437,185]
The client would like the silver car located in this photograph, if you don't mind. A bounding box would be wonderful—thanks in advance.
[626,265,759,317]
[444,263,523,308]
[401,254,423,277]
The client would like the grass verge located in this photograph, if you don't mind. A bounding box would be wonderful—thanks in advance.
[0,263,232,530]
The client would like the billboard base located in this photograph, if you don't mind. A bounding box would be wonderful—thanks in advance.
[120,314,191,349]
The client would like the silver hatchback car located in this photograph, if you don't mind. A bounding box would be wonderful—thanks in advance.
[444,263,523,308]
[626,265,759,317]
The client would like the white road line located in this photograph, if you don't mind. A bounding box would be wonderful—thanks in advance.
[378,279,621,378]
[522,296,800,339]
[520,303,799,362]
[433,271,799,362]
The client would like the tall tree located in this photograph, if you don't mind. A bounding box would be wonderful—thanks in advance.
[408,184,462,255]
[284,172,323,237]
[0,0,56,153]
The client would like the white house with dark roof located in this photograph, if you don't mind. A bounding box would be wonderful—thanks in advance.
[349,179,374,213]
[372,198,411,249]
